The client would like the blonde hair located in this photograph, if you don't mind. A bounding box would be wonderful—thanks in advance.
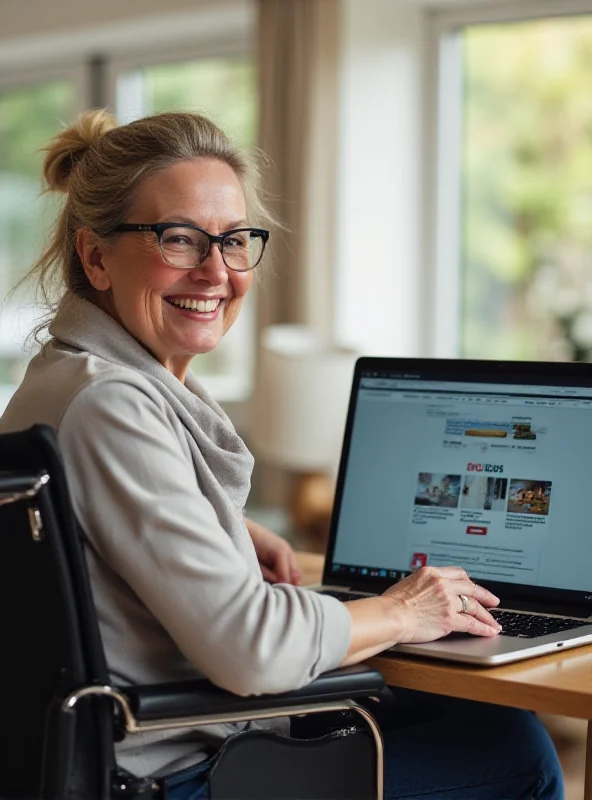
[24,109,271,329]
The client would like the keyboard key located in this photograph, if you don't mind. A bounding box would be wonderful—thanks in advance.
[491,610,589,639]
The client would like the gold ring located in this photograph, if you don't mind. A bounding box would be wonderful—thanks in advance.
[459,594,469,614]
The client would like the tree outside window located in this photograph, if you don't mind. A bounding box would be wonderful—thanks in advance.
[0,80,74,402]
[461,16,592,362]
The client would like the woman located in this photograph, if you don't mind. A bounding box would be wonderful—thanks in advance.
[0,110,563,799]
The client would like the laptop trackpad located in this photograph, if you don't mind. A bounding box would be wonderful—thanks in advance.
[391,632,549,664]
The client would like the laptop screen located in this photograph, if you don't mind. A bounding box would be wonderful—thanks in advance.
[326,358,592,607]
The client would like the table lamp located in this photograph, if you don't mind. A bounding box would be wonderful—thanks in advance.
[250,325,358,542]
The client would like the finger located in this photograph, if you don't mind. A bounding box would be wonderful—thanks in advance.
[462,596,501,630]
[272,548,293,584]
[291,567,303,586]
[260,564,278,583]
[455,612,500,637]
[285,549,303,585]
[453,579,500,608]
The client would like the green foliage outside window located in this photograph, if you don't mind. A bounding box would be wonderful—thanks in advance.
[0,81,73,292]
[136,57,256,146]
[462,16,592,361]
[0,80,73,387]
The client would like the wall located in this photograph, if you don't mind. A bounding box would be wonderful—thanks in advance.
[335,0,427,357]
[0,0,253,72]
[0,0,242,40]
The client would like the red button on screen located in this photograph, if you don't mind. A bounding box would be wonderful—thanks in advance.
[410,552,428,569]
[466,525,488,535]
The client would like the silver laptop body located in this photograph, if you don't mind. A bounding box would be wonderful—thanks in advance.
[313,357,592,666]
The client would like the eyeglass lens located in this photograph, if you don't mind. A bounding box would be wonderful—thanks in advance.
[160,227,264,270]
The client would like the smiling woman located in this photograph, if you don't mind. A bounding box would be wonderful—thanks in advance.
[20,111,271,364]
[75,157,257,380]
[0,110,326,781]
[0,110,565,800]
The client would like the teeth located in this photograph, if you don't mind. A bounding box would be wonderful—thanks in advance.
[169,298,220,312]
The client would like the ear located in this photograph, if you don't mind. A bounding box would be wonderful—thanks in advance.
[76,228,112,292]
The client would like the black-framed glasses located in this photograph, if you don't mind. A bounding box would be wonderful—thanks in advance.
[111,222,269,271]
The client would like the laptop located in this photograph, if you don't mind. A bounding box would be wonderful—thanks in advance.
[312,356,592,665]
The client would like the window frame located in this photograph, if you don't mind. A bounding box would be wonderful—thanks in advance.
[103,24,254,111]
[104,26,257,403]
[106,41,258,403]
[0,65,86,413]
[0,62,88,110]
[425,0,592,358]
[0,5,257,406]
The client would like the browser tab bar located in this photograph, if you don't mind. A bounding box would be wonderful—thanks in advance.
[360,376,592,398]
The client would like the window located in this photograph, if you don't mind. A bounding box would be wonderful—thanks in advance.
[0,50,257,410]
[117,57,257,145]
[0,78,75,409]
[460,15,592,361]
[115,56,258,398]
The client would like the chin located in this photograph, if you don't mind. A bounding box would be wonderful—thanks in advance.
[185,337,221,356]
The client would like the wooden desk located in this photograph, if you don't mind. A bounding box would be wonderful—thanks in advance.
[296,551,592,799]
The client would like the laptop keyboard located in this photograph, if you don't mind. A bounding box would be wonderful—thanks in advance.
[319,590,590,639]
[490,610,590,638]
[318,589,368,602]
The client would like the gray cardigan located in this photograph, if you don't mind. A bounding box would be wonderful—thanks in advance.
[0,293,351,777]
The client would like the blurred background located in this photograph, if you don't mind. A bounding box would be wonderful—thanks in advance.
[3,0,592,537]
[2,0,592,527]
[1,0,592,792]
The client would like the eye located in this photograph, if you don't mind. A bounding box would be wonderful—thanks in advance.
[224,233,249,249]
[163,234,193,246]
[161,227,202,248]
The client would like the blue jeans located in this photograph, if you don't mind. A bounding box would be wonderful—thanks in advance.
[164,688,564,800]
[161,757,212,800]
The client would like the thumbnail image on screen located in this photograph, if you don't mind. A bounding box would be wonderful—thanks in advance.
[414,473,461,509]
[461,476,508,512]
[507,479,552,516]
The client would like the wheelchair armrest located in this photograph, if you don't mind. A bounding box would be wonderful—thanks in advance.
[121,664,385,722]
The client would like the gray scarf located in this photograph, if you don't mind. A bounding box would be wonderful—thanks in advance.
[49,292,255,559]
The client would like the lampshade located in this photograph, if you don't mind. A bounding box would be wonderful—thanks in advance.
[250,325,358,472]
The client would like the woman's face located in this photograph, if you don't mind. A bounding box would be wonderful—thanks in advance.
[80,158,253,381]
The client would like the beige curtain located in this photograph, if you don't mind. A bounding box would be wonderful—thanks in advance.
[254,0,342,508]
[257,0,341,336]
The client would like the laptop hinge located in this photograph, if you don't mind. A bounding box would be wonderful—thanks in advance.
[500,597,591,619]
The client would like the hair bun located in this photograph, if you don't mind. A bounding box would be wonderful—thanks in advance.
[43,109,118,193]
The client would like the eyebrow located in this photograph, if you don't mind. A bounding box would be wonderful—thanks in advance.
[163,216,250,230]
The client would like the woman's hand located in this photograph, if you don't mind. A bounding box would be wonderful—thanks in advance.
[383,565,501,643]
[244,518,302,585]
[340,565,501,666]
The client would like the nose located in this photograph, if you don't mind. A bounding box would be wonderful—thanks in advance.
[188,243,228,285]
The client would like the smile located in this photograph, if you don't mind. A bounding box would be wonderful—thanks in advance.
[166,297,221,312]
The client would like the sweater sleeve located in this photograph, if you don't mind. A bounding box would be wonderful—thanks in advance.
[57,378,351,695]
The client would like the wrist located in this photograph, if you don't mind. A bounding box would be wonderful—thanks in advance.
[340,594,407,666]
[379,593,407,646]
